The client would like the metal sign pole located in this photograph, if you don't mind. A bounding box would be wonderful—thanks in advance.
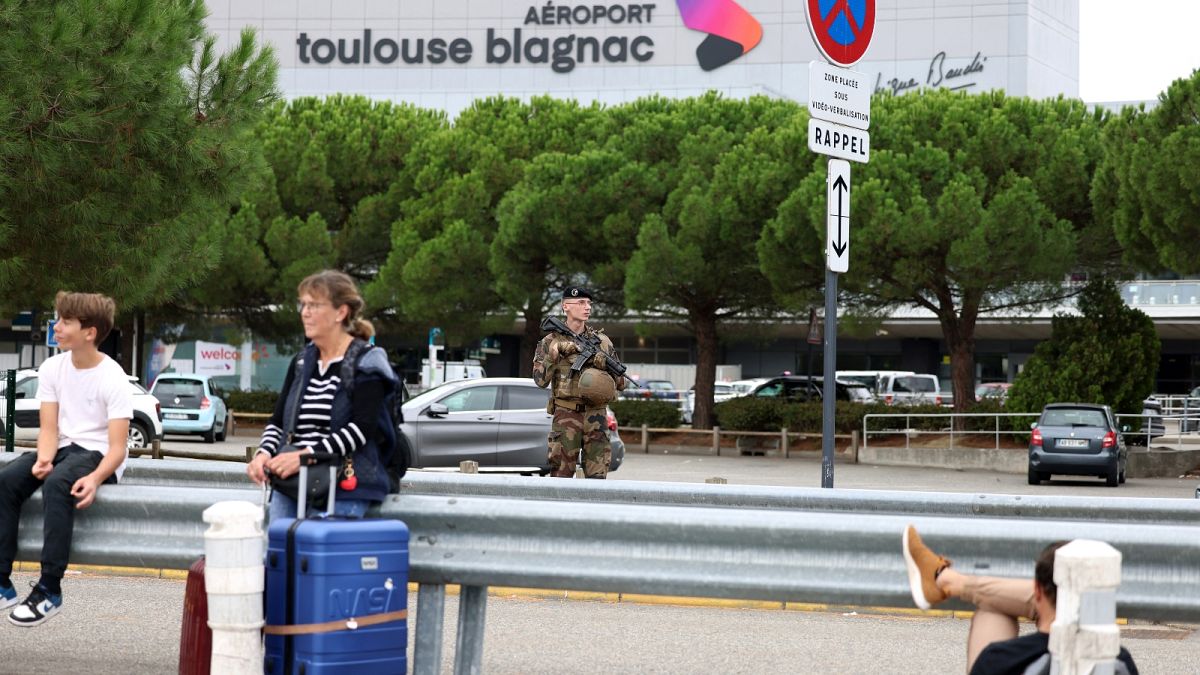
[821,267,837,488]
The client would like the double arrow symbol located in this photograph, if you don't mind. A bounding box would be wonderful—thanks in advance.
[830,174,848,257]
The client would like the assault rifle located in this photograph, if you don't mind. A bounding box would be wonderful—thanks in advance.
[540,316,643,389]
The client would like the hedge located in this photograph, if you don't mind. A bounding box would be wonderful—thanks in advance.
[713,398,1012,434]
[223,389,280,414]
[609,400,682,429]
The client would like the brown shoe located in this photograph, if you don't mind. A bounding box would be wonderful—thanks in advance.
[903,525,951,609]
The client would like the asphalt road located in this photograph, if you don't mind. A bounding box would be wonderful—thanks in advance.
[0,571,1196,674]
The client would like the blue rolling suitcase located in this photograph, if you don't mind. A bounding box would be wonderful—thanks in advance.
[264,463,410,674]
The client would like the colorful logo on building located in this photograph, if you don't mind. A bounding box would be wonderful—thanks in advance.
[676,0,762,71]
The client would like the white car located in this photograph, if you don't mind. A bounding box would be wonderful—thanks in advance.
[0,369,164,450]
[682,382,743,425]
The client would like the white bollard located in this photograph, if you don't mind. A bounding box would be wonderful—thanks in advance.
[1049,539,1123,675]
[202,501,265,675]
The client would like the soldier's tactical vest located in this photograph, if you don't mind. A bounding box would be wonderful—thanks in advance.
[549,330,618,409]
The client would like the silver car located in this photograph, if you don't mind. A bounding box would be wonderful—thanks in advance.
[400,377,624,474]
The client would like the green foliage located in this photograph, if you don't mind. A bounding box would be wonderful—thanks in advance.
[0,0,278,314]
[1007,280,1159,415]
[177,97,443,341]
[761,90,1108,411]
[711,397,789,431]
[223,389,279,414]
[1094,69,1200,273]
[609,400,682,429]
[617,93,808,429]
[371,97,605,346]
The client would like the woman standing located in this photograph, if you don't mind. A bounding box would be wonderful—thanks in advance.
[247,270,399,518]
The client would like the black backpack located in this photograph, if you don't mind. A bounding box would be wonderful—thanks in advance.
[340,339,410,491]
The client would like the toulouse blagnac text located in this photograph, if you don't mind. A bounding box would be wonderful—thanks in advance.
[297,29,654,73]
[296,4,658,73]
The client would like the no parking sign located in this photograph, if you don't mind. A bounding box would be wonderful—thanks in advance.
[806,0,875,67]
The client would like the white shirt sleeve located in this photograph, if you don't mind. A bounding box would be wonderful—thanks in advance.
[105,365,134,420]
[36,358,59,403]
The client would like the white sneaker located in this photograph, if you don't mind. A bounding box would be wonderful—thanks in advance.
[8,584,62,627]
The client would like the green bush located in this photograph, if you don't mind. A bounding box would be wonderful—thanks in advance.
[610,400,682,429]
[713,397,788,431]
[223,389,279,414]
[714,398,956,434]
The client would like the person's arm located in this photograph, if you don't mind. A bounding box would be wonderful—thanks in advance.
[598,334,625,390]
[33,360,60,479]
[32,402,59,479]
[248,357,297,485]
[71,417,128,509]
[532,336,554,388]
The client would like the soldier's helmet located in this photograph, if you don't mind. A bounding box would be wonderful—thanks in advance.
[577,367,617,407]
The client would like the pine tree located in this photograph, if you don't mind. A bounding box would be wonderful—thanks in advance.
[0,0,278,315]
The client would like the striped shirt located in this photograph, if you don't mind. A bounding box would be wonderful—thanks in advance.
[259,357,377,458]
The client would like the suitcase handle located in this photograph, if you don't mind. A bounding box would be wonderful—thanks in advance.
[296,463,339,518]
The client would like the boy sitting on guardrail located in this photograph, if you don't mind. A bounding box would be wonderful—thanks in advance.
[903,526,1138,674]
[0,292,132,627]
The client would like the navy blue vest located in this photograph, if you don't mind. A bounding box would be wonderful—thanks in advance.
[283,340,399,503]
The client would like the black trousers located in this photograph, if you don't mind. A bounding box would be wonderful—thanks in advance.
[0,445,114,591]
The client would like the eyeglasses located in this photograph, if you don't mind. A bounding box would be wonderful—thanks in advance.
[296,300,332,313]
[564,300,592,307]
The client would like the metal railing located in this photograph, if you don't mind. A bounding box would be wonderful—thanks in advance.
[863,411,1200,452]
[9,471,1200,673]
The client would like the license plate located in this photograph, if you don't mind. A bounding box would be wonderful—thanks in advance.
[164,413,188,420]
[1057,438,1088,448]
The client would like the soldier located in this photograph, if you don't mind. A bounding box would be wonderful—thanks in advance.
[532,287,625,478]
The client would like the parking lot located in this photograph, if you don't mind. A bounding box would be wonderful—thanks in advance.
[162,432,1199,499]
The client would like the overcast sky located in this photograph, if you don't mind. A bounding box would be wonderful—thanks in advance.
[1080,1,1200,102]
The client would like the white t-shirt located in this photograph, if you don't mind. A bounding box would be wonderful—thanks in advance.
[36,352,133,480]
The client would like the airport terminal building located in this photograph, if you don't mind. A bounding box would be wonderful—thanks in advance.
[197,1,1200,394]
[206,0,1079,112]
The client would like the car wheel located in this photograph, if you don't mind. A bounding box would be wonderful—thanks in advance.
[127,421,151,450]
[216,419,227,442]
[202,422,216,444]
[1027,466,1045,485]
[1105,466,1119,487]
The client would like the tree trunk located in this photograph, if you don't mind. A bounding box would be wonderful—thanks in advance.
[937,298,980,425]
[690,311,719,430]
[518,305,544,378]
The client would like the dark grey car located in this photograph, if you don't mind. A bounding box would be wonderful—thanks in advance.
[1028,403,1127,487]
[399,377,624,474]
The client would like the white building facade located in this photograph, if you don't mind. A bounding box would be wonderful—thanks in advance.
[206,0,1079,114]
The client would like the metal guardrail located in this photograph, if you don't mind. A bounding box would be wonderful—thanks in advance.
[863,411,1200,452]
[9,468,1200,672]
[5,456,1198,525]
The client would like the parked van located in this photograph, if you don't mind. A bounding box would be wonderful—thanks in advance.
[837,370,943,406]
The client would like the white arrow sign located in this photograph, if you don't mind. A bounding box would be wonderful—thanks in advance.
[827,159,850,273]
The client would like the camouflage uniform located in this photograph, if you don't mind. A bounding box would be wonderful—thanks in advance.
[532,326,624,478]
